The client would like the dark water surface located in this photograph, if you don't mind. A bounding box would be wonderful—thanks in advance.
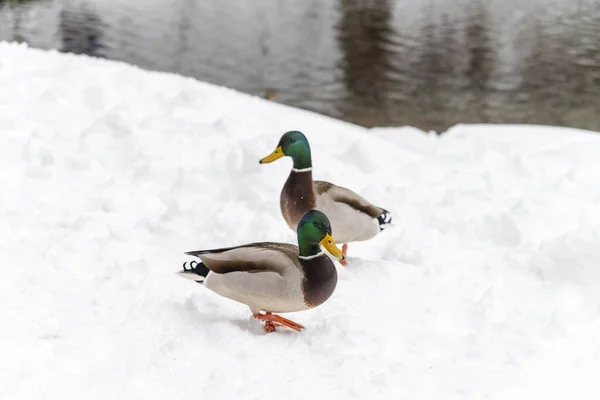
[2,0,600,132]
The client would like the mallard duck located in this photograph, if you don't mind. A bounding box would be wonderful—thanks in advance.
[259,130,392,265]
[177,210,344,333]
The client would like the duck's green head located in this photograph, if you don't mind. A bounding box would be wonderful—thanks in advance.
[296,210,344,260]
[259,130,312,170]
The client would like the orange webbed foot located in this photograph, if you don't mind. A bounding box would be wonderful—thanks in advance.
[340,244,348,266]
[253,312,304,332]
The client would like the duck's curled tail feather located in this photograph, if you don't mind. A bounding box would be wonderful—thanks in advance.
[177,260,210,283]
[377,208,393,231]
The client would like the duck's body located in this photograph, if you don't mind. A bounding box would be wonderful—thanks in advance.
[281,170,385,243]
[178,210,344,333]
[261,131,392,259]
[182,242,337,314]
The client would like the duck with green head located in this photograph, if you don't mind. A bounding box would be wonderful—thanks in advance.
[259,130,392,265]
[178,210,344,333]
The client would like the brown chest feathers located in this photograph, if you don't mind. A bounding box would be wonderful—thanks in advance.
[281,170,316,228]
[300,255,338,308]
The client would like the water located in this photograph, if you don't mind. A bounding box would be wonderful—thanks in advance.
[1,0,600,132]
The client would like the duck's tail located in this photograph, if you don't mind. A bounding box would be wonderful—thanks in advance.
[377,208,393,231]
[177,260,210,284]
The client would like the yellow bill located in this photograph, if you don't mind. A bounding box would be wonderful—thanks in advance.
[259,146,284,164]
[320,233,345,260]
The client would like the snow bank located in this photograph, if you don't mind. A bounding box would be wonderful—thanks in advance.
[1,42,600,399]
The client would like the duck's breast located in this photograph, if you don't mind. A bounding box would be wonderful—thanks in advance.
[281,170,316,229]
[300,254,338,308]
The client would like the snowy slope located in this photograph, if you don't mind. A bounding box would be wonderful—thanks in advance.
[1,42,600,399]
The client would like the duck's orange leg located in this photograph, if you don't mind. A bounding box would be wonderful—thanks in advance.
[253,312,304,332]
[340,244,348,266]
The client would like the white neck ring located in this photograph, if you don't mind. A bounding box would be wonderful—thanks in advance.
[292,167,312,173]
[298,251,324,260]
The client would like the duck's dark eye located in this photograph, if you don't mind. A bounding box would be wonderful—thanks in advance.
[290,138,296,143]
[313,222,320,228]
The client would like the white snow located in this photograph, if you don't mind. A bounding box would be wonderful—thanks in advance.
[1,42,600,399]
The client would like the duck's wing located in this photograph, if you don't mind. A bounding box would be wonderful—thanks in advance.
[185,242,300,276]
[314,180,384,218]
